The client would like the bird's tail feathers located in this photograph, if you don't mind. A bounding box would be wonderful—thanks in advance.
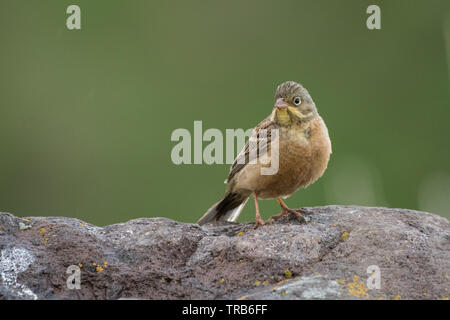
[197,192,248,225]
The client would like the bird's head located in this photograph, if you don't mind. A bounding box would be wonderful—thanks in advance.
[272,81,318,125]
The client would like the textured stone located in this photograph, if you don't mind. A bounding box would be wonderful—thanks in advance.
[0,205,448,300]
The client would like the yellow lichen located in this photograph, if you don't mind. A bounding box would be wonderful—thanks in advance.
[284,269,292,279]
[280,291,287,296]
[262,280,269,285]
[23,218,31,222]
[236,231,244,237]
[238,295,248,300]
[393,295,401,300]
[442,297,449,300]
[341,232,349,241]
[423,292,427,296]
[44,237,49,243]
[347,275,369,298]
[332,224,337,227]
[103,261,108,266]
[96,265,104,272]
[39,227,46,234]
[219,279,225,284]
[80,222,85,227]
[254,280,261,286]
[78,263,83,268]
[272,285,280,291]
[336,279,346,285]
[445,274,449,279]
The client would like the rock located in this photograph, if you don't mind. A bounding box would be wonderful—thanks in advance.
[0,205,448,300]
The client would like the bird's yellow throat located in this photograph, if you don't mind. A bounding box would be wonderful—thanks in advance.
[275,106,304,125]
[274,107,311,125]
[275,108,290,125]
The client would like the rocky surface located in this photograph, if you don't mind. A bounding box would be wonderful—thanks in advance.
[0,205,449,300]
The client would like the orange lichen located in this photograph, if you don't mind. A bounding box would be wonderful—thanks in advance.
[347,275,369,298]
[284,269,292,279]
[236,232,244,237]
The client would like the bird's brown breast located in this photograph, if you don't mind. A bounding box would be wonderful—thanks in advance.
[232,116,331,199]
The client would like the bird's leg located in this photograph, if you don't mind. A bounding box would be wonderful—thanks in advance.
[269,197,307,223]
[253,192,266,229]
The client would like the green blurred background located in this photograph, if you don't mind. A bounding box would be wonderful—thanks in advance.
[1,0,449,225]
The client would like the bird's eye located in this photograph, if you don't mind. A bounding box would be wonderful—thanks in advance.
[294,97,301,105]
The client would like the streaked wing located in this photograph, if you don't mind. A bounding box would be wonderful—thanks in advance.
[227,116,277,182]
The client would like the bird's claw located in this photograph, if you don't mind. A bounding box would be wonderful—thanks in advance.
[293,207,312,215]
[269,208,311,224]
[253,217,266,229]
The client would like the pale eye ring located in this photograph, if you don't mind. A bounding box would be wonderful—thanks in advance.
[294,97,301,105]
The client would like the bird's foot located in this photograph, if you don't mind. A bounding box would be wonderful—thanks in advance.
[292,207,313,216]
[253,216,266,229]
[269,207,310,224]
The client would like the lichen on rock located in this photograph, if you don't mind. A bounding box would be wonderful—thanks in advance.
[0,205,449,300]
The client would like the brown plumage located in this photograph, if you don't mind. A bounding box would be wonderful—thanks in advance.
[198,81,332,228]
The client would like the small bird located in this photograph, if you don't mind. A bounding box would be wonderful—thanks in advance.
[197,81,331,228]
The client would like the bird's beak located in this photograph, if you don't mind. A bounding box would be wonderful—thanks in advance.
[275,98,289,109]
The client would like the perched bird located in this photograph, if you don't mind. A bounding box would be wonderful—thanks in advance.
[197,81,331,228]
